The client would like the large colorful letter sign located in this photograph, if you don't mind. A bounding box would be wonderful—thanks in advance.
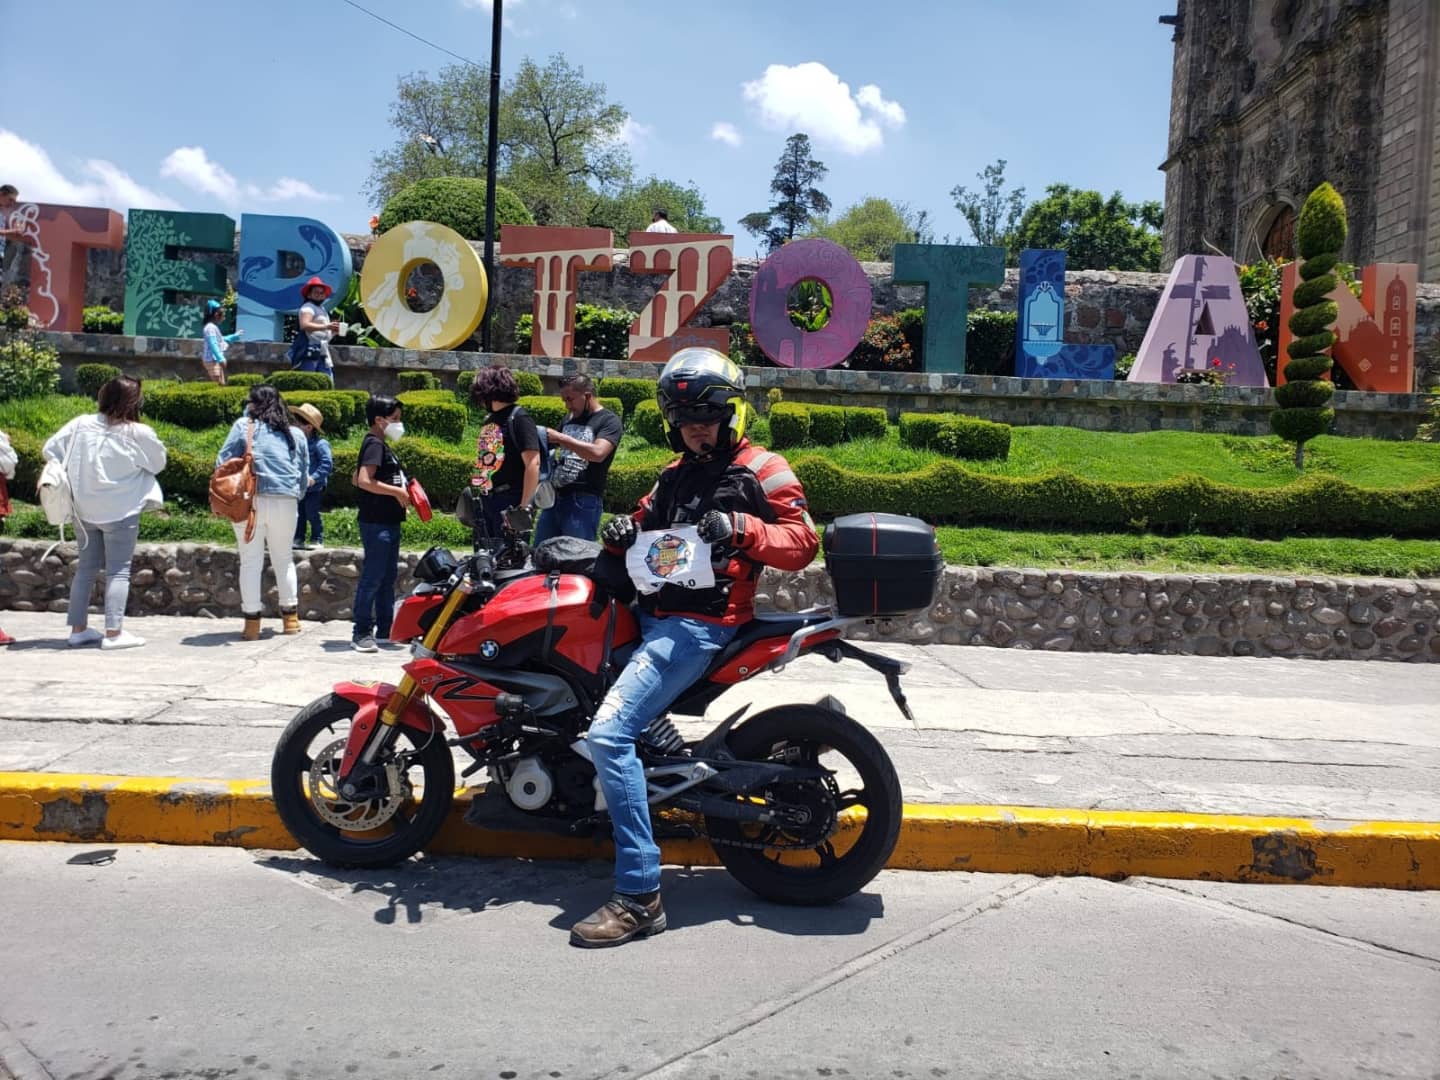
[236,214,353,341]
[501,226,613,357]
[1014,250,1115,379]
[1130,255,1267,385]
[9,203,125,332]
[1276,261,1416,392]
[626,231,734,361]
[122,210,236,338]
[749,239,871,369]
[892,244,1005,374]
[359,220,488,351]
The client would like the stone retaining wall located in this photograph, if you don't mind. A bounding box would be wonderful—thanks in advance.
[45,332,1431,439]
[4,540,1435,662]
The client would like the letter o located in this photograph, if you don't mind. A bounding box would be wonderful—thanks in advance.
[748,238,872,369]
[359,220,489,351]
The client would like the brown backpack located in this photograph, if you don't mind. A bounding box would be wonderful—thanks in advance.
[210,419,256,542]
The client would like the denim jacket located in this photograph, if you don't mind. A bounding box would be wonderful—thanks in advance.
[306,432,333,491]
[216,416,308,499]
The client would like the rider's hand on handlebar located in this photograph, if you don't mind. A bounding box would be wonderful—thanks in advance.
[697,510,734,545]
[601,514,638,551]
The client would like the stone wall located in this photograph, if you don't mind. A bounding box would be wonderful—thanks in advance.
[45,331,1433,438]
[3,540,1436,663]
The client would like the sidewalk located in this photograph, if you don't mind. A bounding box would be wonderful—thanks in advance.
[2,610,1438,886]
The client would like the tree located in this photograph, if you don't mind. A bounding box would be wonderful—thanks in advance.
[807,197,932,262]
[587,176,723,243]
[741,134,831,253]
[377,178,534,239]
[950,159,1026,259]
[1272,182,1345,470]
[365,65,494,207]
[1011,184,1164,271]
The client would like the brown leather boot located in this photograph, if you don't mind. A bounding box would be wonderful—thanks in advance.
[570,891,666,948]
[242,613,262,641]
[281,608,302,635]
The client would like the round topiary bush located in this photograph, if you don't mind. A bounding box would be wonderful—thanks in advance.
[377,178,534,240]
[75,363,121,397]
[1272,182,1345,469]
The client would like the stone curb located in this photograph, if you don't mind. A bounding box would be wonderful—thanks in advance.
[2,773,1436,890]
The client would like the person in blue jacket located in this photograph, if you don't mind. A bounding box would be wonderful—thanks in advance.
[200,299,242,385]
[288,403,332,550]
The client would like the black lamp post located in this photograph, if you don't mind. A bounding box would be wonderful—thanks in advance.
[481,0,502,353]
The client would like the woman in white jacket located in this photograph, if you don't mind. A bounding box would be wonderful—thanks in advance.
[43,376,167,650]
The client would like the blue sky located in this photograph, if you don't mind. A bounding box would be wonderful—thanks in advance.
[1,0,1178,255]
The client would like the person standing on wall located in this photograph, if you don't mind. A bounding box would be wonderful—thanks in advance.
[351,395,408,653]
[43,376,168,651]
[200,299,242,385]
[0,185,26,288]
[0,427,18,646]
[215,386,308,641]
[535,374,623,544]
[296,276,339,384]
[468,366,540,547]
[645,208,678,234]
[289,403,332,551]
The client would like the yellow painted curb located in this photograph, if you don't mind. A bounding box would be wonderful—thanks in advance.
[2,773,1437,890]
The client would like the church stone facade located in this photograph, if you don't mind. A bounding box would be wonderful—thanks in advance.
[1160,0,1440,279]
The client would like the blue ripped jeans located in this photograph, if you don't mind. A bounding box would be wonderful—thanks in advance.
[586,612,738,895]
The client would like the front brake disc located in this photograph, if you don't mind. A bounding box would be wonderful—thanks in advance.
[307,737,408,831]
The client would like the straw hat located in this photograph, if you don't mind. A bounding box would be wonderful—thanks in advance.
[289,403,324,431]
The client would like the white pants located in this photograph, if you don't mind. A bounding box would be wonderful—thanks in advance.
[234,494,299,614]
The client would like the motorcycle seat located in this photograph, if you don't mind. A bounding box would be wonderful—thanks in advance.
[704,610,835,678]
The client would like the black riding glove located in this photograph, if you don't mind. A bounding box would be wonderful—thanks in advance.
[601,514,638,551]
[696,510,734,545]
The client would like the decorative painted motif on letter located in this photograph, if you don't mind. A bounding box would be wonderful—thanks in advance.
[358,220,488,351]
[749,239,871,369]
[1014,250,1115,379]
[500,226,614,357]
[237,214,353,341]
[1130,255,1267,386]
[122,210,236,338]
[11,203,124,331]
[1277,261,1416,392]
[625,232,733,361]
[892,244,1005,374]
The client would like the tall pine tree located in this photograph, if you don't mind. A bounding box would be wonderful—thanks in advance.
[741,134,831,253]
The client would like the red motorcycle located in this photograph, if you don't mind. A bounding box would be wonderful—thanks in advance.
[271,508,942,905]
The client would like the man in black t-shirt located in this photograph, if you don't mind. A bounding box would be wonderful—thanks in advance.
[469,365,542,546]
[535,374,624,544]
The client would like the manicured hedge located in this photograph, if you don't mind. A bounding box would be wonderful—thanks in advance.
[597,377,656,418]
[280,390,367,435]
[397,390,466,442]
[769,402,810,449]
[75,363,120,397]
[844,407,888,440]
[515,395,623,431]
[143,384,249,429]
[631,400,667,446]
[226,373,264,387]
[267,370,332,392]
[398,371,441,392]
[807,404,847,445]
[766,402,889,448]
[900,412,1011,461]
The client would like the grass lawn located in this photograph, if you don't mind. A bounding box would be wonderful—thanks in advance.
[4,394,1437,577]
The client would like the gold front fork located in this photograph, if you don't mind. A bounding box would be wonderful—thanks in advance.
[377,580,475,728]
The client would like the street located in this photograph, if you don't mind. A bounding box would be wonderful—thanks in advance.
[1,842,1437,1080]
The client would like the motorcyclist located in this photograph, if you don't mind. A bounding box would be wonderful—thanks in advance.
[571,347,820,948]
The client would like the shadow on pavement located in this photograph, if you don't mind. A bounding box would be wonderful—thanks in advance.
[257,853,885,938]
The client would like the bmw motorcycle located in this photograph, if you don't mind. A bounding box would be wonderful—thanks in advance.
[271,507,939,905]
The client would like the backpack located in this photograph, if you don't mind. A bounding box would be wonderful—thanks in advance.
[38,424,78,528]
[209,420,257,542]
[287,329,326,370]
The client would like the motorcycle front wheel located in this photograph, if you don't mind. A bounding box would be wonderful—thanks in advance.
[271,693,455,867]
[705,704,903,905]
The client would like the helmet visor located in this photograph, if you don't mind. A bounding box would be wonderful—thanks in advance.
[666,402,731,426]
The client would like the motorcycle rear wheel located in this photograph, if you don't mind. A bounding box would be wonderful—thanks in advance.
[271,693,455,868]
[705,704,902,905]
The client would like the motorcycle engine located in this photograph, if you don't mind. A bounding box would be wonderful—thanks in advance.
[504,756,555,811]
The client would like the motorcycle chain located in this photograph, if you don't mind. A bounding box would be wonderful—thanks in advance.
[700,773,842,853]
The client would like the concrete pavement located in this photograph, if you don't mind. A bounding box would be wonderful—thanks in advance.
[0,610,1437,886]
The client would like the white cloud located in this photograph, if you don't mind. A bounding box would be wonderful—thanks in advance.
[161,145,337,206]
[710,121,743,147]
[160,146,240,203]
[0,129,181,211]
[615,116,652,148]
[741,62,907,154]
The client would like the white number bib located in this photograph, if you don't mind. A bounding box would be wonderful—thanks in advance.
[625,526,716,595]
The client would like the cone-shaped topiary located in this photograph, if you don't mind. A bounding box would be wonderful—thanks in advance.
[1272,182,1345,469]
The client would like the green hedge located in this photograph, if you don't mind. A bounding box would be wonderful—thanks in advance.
[597,377,656,418]
[397,390,466,442]
[267,370,332,392]
[845,407,888,440]
[514,395,622,431]
[457,368,543,407]
[807,404,847,445]
[769,403,810,449]
[900,412,1011,461]
[226,373,264,387]
[398,371,441,392]
[280,390,367,436]
[75,363,120,397]
[632,400,667,446]
[143,384,249,428]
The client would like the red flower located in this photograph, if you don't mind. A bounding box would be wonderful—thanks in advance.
[368,214,380,232]
[1211,357,1221,367]
[406,287,418,299]
[1255,319,1269,332]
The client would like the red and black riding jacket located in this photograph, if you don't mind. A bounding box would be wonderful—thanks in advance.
[629,439,819,625]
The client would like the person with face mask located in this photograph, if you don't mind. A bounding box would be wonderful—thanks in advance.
[215,386,309,641]
[572,348,820,949]
[351,395,409,652]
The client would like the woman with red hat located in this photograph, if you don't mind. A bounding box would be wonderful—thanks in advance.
[296,276,340,384]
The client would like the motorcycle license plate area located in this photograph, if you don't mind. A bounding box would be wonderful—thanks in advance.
[626,526,715,594]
